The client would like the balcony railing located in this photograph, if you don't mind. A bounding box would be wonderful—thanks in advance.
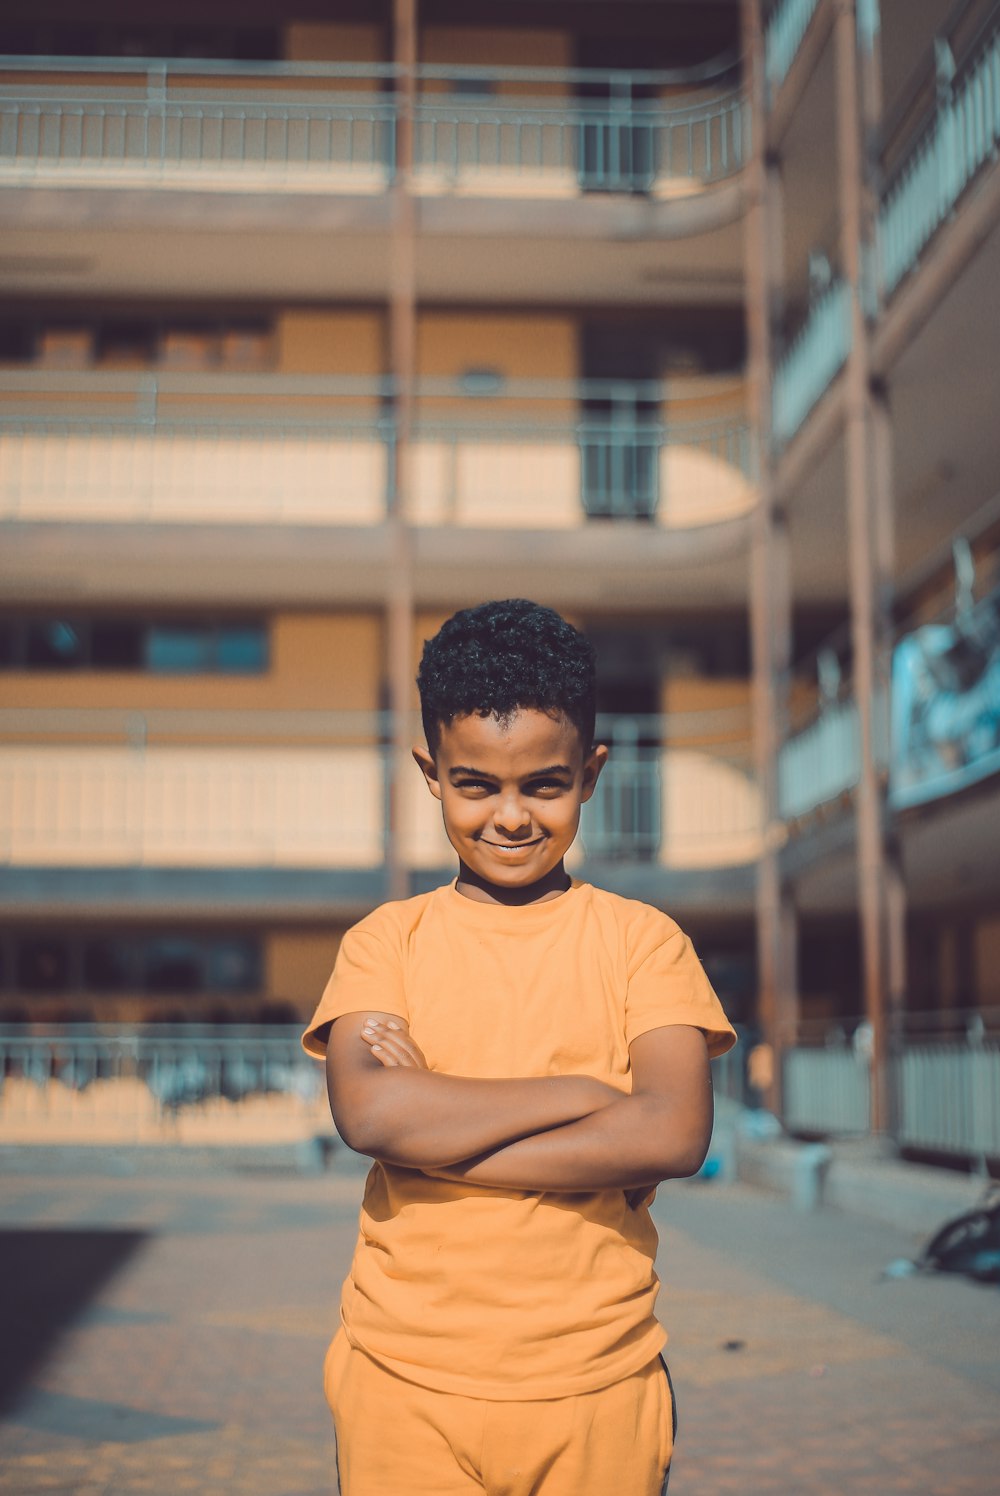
[0,1022,327,1145]
[0,709,760,874]
[0,373,756,530]
[771,278,852,445]
[764,0,823,93]
[0,58,747,197]
[783,1015,1000,1167]
[778,694,867,821]
[879,6,1000,295]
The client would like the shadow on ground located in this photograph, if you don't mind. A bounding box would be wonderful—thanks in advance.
[0,1230,148,1414]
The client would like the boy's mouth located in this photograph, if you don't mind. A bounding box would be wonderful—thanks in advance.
[479,837,544,852]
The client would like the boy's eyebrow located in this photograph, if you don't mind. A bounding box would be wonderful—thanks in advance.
[448,763,574,780]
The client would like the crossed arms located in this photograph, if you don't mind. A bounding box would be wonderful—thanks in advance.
[322,1011,714,1194]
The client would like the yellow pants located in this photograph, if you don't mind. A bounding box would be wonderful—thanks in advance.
[324,1329,675,1496]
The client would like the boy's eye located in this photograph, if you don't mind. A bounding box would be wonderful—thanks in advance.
[454,778,495,793]
[526,779,568,795]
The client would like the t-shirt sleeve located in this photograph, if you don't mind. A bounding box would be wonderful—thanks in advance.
[625,915,737,1058]
[301,915,409,1059]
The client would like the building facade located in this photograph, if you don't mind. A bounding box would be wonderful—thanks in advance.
[1,0,998,1166]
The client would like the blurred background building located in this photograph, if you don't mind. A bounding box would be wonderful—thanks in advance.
[0,0,998,1170]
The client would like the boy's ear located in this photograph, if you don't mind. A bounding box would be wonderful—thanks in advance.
[580,742,609,803]
[412,744,443,801]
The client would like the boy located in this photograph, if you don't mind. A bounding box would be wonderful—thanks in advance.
[303,598,736,1496]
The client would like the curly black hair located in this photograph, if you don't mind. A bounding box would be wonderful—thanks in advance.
[417,599,596,755]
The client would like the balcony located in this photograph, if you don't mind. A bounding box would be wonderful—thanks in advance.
[879,4,1000,297]
[0,57,746,202]
[764,0,824,95]
[771,278,851,447]
[0,710,761,902]
[0,373,756,533]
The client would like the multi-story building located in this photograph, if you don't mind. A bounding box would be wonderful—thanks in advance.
[0,0,997,1169]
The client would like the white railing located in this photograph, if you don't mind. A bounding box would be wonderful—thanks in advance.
[0,373,756,530]
[771,279,852,444]
[0,1023,327,1145]
[765,0,824,93]
[783,1024,1000,1164]
[880,16,1000,295]
[897,1036,1000,1160]
[778,697,860,820]
[784,1044,871,1134]
[0,58,747,196]
[0,710,760,873]
[778,687,891,821]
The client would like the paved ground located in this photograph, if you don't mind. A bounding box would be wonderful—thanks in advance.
[1,1153,998,1495]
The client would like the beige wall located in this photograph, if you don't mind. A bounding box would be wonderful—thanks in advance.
[277,311,384,376]
[285,23,383,65]
[268,928,345,1015]
[421,27,570,96]
[975,919,1000,1007]
[417,312,576,382]
[2,613,382,717]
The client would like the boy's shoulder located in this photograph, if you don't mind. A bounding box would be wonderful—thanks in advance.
[348,887,442,941]
[579,881,683,940]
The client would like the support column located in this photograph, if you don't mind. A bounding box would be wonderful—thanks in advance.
[386,0,418,902]
[835,0,901,1134]
[743,0,798,1111]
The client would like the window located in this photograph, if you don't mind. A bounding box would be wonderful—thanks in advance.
[0,616,269,675]
[1,932,263,998]
[24,620,87,671]
[16,938,72,993]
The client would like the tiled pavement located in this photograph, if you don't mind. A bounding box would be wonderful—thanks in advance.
[1,1156,998,1495]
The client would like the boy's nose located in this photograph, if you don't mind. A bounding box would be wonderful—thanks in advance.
[494,793,532,836]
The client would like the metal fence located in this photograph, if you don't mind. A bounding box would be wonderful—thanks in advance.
[0,59,746,195]
[0,372,755,530]
[783,1020,1000,1166]
[880,10,1000,295]
[765,0,823,92]
[771,278,852,445]
[0,1022,326,1145]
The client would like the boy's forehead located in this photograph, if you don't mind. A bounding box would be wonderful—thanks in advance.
[436,709,584,765]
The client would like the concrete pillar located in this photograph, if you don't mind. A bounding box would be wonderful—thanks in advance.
[743,0,798,1111]
[835,0,901,1135]
[386,0,418,902]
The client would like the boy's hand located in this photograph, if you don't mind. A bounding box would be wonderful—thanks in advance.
[361,1017,428,1070]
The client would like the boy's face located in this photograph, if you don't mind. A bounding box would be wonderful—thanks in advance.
[413,709,607,903]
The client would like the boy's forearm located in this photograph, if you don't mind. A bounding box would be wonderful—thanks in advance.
[333,1067,623,1168]
[426,1092,711,1192]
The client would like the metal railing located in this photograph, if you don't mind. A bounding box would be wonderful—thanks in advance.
[778,694,866,821]
[765,0,824,93]
[771,278,852,445]
[0,57,747,195]
[0,709,760,873]
[0,1022,326,1144]
[879,10,1000,295]
[0,372,756,529]
[782,1016,1000,1166]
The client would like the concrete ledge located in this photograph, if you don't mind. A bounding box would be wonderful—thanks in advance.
[735,1131,986,1238]
[0,1137,370,1178]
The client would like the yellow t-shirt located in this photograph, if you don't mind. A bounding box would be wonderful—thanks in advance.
[303,879,736,1400]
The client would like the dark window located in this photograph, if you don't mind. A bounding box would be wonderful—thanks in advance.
[144,939,205,994]
[91,619,145,670]
[82,939,136,992]
[208,940,261,993]
[17,938,72,992]
[24,620,87,670]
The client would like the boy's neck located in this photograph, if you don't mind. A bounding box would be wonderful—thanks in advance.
[455,860,572,907]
